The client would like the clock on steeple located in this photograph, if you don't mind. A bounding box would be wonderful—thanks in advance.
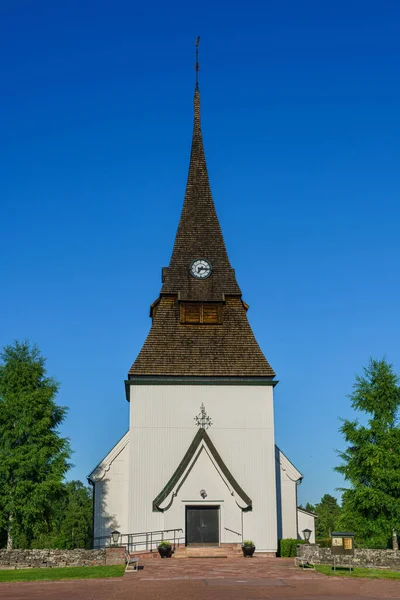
[190,259,212,279]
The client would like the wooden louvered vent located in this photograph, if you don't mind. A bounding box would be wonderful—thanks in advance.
[184,303,202,323]
[180,302,222,324]
[203,304,219,323]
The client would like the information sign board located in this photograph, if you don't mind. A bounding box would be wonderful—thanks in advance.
[331,532,355,556]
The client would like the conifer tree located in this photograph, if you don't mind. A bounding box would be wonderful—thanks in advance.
[315,494,341,538]
[336,358,400,548]
[0,341,71,549]
[31,481,93,549]
[55,481,93,549]
[298,502,316,513]
[305,502,316,514]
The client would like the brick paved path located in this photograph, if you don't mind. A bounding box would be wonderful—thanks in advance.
[1,557,400,599]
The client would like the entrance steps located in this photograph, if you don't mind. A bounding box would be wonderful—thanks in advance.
[126,543,243,561]
[127,550,161,560]
[173,544,242,559]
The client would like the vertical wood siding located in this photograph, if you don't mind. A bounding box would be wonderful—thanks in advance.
[128,384,278,552]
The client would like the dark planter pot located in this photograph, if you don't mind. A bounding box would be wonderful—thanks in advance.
[158,545,172,558]
[242,544,256,557]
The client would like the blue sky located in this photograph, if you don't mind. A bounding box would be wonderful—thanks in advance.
[1,1,400,506]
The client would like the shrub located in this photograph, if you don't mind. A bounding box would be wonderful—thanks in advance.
[354,537,391,549]
[278,538,305,557]
[242,540,255,547]
[158,541,171,548]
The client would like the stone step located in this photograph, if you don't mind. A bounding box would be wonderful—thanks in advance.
[128,544,244,560]
[128,550,161,559]
[173,545,242,559]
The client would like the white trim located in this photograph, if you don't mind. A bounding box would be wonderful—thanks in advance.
[297,507,318,518]
[275,445,302,481]
[181,500,225,503]
[88,432,130,482]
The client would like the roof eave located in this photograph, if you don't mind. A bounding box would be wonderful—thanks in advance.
[125,375,278,400]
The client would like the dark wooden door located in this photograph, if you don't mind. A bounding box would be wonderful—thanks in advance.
[186,506,219,545]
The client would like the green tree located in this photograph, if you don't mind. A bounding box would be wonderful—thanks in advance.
[315,494,341,538]
[336,358,400,548]
[55,481,93,549]
[305,502,316,514]
[60,481,93,548]
[0,341,71,549]
[32,481,93,549]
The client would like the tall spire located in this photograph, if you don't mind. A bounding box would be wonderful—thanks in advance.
[194,36,200,132]
[195,36,200,88]
[161,39,241,300]
[128,40,275,378]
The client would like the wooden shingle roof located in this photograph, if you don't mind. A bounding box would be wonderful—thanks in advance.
[129,296,275,377]
[128,83,275,379]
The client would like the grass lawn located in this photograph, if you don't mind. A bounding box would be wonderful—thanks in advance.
[0,564,125,583]
[316,564,400,580]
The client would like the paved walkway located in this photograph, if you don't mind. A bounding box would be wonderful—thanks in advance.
[1,557,400,599]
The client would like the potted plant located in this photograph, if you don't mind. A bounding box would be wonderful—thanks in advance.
[157,541,173,558]
[242,540,256,557]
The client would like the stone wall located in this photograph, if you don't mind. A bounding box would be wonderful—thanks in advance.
[105,547,126,565]
[297,544,400,570]
[0,549,108,570]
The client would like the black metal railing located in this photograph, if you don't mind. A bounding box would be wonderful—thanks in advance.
[93,528,184,553]
[224,527,242,538]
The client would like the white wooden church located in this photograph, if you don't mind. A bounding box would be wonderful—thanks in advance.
[88,60,315,554]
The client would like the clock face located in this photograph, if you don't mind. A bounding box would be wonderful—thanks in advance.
[190,259,212,279]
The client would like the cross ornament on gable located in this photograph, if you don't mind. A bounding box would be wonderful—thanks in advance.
[194,403,213,430]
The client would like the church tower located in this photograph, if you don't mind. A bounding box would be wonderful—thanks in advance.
[129,62,275,380]
[89,41,309,554]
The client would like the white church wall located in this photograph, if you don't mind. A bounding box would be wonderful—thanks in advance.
[279,473,297,539]
[297,509,316,543]
[275,447,302,541]
[129,383,278,552]
[90,434,129,541]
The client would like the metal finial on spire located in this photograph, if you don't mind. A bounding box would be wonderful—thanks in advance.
[195,36,200,85]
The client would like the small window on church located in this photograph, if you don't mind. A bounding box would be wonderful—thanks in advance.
[180,303,222,324]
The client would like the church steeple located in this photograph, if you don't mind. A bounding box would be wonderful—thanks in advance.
[128,41,275,379]
[161,39,241,301]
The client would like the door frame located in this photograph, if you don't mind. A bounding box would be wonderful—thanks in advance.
[185,504,221,546]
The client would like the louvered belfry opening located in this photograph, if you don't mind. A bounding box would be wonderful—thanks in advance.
[180,302,222,325]
[128,81,275,378]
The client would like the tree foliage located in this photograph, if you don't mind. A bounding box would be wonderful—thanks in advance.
[0,341,72,548]
[336,358,400,547]
[304,502,316,514]
[315,494,341,538]
[32,481,93,549]
[53,481,93,549]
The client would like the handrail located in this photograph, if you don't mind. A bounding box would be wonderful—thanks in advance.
[224,527,242,536]
[93,528,184,553]
[94,528,182,542]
